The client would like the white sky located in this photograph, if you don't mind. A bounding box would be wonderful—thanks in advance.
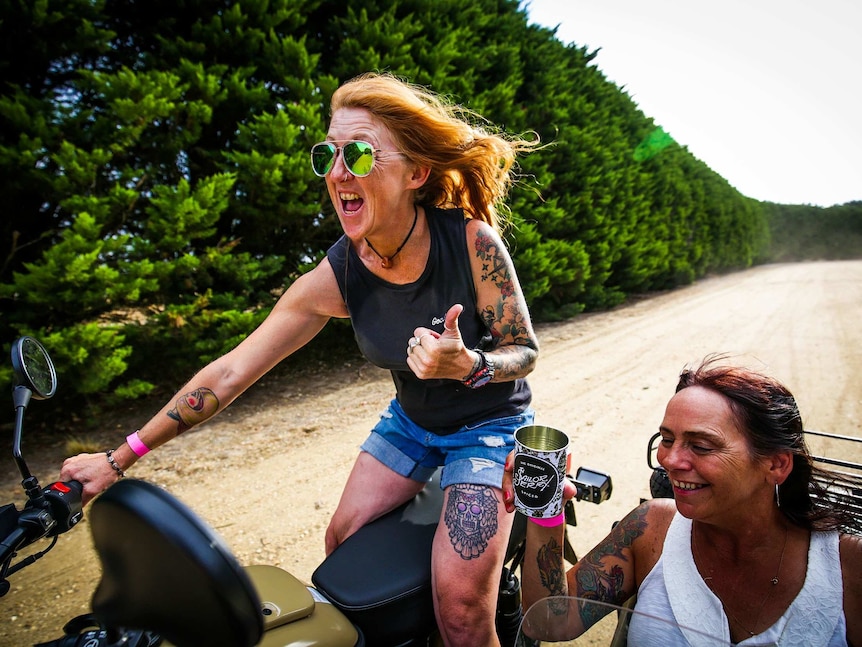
[525,0,861,207]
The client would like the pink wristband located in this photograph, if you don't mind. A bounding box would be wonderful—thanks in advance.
[528,512,565,527]
[126,430,151,457]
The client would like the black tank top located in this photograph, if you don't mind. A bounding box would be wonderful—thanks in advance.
[326,206,531,433]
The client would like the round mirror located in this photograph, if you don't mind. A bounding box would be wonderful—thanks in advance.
[11,336,58,400]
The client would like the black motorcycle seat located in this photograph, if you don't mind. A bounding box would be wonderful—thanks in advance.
[311,470,527,645]
[89,478,263,647]
[311,471,444,645]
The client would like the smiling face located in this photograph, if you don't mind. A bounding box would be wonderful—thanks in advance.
[323,107,425,243]
[656,386,775,525]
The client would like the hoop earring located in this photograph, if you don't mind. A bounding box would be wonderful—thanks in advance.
[775,482,781,508]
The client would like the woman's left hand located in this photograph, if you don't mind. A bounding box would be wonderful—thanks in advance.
[502,449,577,515]
[406,304,474,380]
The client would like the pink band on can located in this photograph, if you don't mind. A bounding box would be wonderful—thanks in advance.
[126,430,151,457]
[528,512,565,527]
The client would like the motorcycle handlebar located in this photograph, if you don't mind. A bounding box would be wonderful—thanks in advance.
[42,480,84,536]
[1,480,83,587]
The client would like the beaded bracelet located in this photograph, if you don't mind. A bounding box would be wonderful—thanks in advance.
[105,449,125,478]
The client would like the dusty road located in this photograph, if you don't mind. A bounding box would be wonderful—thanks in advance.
[2,260,861,645]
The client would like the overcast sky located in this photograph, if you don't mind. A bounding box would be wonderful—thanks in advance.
[525,0,861,207]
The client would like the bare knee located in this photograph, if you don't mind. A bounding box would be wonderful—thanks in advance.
[434,584,499,647]
[324,510,364,555]
[432,483,513,646]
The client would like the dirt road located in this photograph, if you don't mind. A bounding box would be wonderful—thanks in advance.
[2,260,861,645]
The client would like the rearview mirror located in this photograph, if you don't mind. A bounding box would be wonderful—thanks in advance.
[11,336,57,400]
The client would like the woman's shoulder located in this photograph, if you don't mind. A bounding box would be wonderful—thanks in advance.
[641,497,677,530]
[462,213,507,254]
[839,532,862,580]
[613,499,676,585]
[613,499,676,549]
[839,530,862,550]
[839,533,862,647]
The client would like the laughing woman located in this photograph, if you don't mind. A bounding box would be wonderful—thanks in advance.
[61,72,542,647]
[504,359,862,646]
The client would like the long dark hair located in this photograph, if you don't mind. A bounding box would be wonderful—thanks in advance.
[677,356,861,534]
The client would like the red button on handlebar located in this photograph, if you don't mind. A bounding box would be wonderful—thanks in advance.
[51,482,71,493]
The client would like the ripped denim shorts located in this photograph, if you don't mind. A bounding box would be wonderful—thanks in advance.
[360,399,535,489]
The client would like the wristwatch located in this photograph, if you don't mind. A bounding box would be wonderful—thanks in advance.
[463,349,495,389]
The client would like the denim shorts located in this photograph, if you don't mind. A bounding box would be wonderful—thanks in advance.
[360,399,535,489]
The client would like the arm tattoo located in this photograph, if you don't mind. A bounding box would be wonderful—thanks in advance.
[537,536,566,596]
[444,484,499,560]
[475,230,529,340]
[575,506,648,628]
[166,387,219,434]
[474,230,536,378]
[475,229,510,286]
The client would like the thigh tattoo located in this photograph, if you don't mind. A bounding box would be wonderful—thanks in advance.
[444,484,499,560]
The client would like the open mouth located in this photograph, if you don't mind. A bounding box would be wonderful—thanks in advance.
[340,192,363,214]
[672,479,707,491]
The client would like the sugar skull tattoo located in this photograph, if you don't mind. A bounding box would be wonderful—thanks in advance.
[445,484,499,560]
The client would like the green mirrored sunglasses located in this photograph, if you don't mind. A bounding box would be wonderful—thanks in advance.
[310,140,397,177]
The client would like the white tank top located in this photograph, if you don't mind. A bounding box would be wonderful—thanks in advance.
[628,513,847,646]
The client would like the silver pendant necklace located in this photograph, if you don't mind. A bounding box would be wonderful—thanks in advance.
[693,522,788,638]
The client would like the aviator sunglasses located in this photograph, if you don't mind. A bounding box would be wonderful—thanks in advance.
[310,140,400,178]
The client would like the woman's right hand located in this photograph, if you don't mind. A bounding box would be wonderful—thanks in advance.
[502,450,517,513]
[60,451,125,506]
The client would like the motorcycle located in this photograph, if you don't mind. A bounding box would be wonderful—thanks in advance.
[2,336,613,647]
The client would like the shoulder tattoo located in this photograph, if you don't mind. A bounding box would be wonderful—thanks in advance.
[474,229,531,346]
[575,504,648,621]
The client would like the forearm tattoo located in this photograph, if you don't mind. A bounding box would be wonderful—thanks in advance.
[444,484,499,560]
[575,506,648,627]
[537,536,566,596]
[166,387,219,434]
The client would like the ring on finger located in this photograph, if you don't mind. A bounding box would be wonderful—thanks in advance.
[408,336,420,349]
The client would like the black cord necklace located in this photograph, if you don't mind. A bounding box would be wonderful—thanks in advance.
[365,203,418,269]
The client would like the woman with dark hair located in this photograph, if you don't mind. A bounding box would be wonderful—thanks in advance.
[674,361,858,535]
[504,358,862,645]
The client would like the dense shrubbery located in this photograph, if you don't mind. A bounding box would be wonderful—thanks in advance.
[1,0,858,422]
[765,202,862,262]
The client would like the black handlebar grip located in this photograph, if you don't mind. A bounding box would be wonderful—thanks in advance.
[43,480,84,536]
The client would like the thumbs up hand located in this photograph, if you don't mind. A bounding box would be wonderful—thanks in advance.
[406,304,478,381]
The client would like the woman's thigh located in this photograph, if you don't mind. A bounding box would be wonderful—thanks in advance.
[326,451,426,552]
[431,482,514,613]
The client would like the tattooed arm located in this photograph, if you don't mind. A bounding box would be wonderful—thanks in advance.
[59,258,349,504]
[406,219,539,383]
[566,504,650,628]
[522,524,568,602]
[521,501,669,637]
[467,219,539,381]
